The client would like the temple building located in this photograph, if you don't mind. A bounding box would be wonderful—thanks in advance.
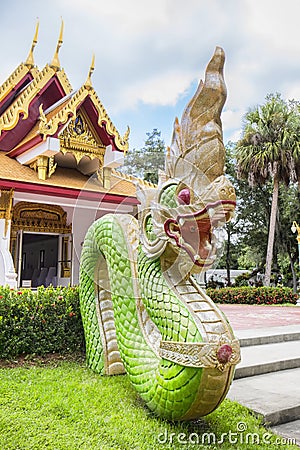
[0,22,144,289]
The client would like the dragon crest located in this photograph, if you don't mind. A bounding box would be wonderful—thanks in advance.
[137,47,236,276]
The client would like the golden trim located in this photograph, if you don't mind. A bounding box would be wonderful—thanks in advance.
[38,84,129,152]
[90,88,130,152]
[37,155,48,180]
[39,85,86,138]
[56,68,73,94]
[59,110,106,164]
[11,202,72,234]
[159,339,241,372]
[0,65,55,135]
[48,156,57,178]
[0,63,39,104]
[0,64,72,136]
[0,189,14,237]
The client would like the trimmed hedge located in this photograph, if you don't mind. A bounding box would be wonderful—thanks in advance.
[206,286,298,305]
[1,284,297,359]
[0,285,85,359]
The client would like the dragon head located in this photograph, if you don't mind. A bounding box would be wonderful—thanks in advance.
[137,47,236,275]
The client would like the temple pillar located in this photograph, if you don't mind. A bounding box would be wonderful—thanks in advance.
[0,190,17,288]
[103,167,112,189]
[37,155,49,180]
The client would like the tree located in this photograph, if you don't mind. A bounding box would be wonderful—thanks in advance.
[217,143,269,284]
[121,128,165,184]
[276,183,300,292]
[236,93,300,286]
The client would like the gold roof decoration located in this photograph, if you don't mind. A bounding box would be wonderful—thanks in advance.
[59,111,106,164]
[24,20,39,69]
[50,19,64,71]
[84,54,95,90]
[0,64,72,135]
[0,23,40,104]
[11,201,72,235]
[38,83,129,153]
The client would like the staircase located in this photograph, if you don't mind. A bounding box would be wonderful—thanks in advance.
[227,325,300,444]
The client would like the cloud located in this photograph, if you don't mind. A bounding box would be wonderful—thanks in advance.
[112,70,197,112]
[2,0,300,150]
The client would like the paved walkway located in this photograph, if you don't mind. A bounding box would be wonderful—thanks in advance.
[219,304,300,330]
[219,304,300,446]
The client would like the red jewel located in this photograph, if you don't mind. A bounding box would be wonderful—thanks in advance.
[177,188,191,205]
[217,344,232,364]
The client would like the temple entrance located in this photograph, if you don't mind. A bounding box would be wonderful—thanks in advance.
[20,233,59,287]
[10,201,73,288]
[15,231,72,288]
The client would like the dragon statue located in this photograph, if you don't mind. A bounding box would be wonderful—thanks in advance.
[79,47,240,421]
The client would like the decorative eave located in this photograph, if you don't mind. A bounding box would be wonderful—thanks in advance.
[0,21,40,107]
[0,63,39,106]
[38,84,129,153]
[0,64,72,136]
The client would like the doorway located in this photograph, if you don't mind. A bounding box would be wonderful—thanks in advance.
[20,233,59,287]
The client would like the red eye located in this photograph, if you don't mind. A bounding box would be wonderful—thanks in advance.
[177,188,191,205]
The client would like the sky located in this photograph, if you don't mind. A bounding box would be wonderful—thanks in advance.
[1,0,300,151]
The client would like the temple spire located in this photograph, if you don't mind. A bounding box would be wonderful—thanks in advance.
[50,19,64,70]
[25,20,39,68]
[84,54,95,90]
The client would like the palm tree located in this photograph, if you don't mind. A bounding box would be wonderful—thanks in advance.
[236,93,300,286]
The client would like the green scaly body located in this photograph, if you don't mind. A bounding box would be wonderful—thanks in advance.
[79,213,236,420]
[79,47,240,420]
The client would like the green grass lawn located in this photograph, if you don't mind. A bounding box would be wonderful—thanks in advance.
[0,357,298,450]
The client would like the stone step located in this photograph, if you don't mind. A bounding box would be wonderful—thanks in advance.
[234,340,300,379]
[228,367,300,426]
[236,325,300,348]
[271,419,300,446]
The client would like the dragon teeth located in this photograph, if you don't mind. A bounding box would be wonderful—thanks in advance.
[208,208,215,218]
[204,241,212,251]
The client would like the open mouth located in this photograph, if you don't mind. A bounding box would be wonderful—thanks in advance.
[164,200,236,268]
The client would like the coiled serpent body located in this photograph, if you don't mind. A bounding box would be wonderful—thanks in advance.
[79,47,240,420]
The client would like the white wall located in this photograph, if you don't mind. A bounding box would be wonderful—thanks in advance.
[12,192,136,287]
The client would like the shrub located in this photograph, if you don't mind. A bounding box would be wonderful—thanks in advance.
[0,285,85,359]
[206,286,298,305]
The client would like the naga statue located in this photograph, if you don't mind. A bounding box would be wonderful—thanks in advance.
[79,47,240,421]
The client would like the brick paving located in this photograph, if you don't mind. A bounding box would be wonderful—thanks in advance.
[219,304,300,330]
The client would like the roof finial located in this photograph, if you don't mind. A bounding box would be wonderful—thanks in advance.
[50,18,64,70]
[84,54,95,89]
[25,20,39,68]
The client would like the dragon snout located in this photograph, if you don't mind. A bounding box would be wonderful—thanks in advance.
[164,217,214,267]
[164,200,235,268]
